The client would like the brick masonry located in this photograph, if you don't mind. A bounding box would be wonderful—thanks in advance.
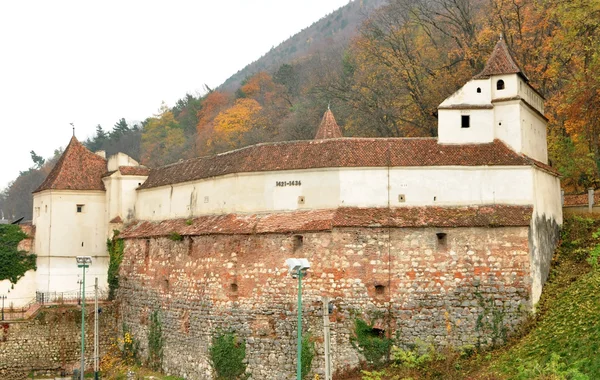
[118,225,532,379]
[0,304,117,380]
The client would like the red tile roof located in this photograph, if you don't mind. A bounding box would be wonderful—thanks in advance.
[314,109,343,139]
[119,166,150,176]
[564,191,599,207]
[119,205,533,238]
[110,216,123,223]
[474,38,526,80]
[138,138,558,190]
[34,137,107,193]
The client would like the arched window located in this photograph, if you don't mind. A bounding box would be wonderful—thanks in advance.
[497,80,505,90]
[477,87,481,93]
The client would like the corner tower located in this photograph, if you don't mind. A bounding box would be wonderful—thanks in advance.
[437,37,548,164]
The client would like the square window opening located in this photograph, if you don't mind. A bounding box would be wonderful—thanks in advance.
[76,204,84,213]
[461,115,470,128]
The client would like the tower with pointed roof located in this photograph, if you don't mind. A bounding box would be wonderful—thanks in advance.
[30,136,148,296]
[314,108,343,139]
[437,37,548,164]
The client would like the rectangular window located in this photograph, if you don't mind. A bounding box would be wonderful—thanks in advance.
[76,204,84,213]
[461,115,470,128]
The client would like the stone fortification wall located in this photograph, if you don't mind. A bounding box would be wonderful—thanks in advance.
[118,226,532,379]
[0,304,117,380]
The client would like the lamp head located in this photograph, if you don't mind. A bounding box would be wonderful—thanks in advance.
[285,258,310,277]
[76,256,92,265]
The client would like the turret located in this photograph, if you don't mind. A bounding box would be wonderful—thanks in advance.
[437,37,548,164]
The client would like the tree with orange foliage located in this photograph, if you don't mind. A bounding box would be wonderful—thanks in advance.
[196,91,230,155]
[212,98,263,149]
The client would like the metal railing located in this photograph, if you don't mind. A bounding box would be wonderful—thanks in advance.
[1,290,109,321]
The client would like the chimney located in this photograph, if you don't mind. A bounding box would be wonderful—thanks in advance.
[95,150,106,159]
[589,188,595,213]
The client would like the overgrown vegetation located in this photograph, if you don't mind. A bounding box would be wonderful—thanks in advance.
[209,331,248,380]
[168,232,183,242]
[488,214,600,378]
[351,318,392,366]
[0,224,36,284]
[106,230,124,300]
[301,333,316,379]
[147,310,164,371]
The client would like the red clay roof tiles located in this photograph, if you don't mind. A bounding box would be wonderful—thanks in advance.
[34,137,107,193]
[564,191,599,207]
[138,138,558,190]
[119,205,533,238]
[119,166,150,176]
[473,38,525,80]
[314,109,343,139]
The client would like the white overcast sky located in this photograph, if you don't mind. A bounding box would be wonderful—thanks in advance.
[0,0,349,190]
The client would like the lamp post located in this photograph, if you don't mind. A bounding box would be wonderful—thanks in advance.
[285,258,310,380]
[76,256,92,380]
[1,295,6,321]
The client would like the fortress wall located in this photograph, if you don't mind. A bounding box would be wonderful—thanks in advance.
[0,304,117,380]
[118,226,532,379]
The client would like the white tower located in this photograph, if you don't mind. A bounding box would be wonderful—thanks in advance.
[437,37,548,164]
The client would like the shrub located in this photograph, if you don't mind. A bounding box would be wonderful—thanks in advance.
[168,232,183,241]
[209,331,247,379]
[301,333,315,379]
[0,224,36,283]
[106,230,124,300]
[351,318,392,365]
[147,310,164,371]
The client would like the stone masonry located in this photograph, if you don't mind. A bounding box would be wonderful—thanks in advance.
[0,304,117,380]
[118,225,532,379]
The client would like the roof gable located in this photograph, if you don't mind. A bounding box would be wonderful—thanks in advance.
[34,137,107,193]
[474,38,526,80]
[314,109,343,139]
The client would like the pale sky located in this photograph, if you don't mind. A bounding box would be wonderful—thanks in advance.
[0,0,350,190]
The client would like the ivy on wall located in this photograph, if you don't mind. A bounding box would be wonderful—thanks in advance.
[0,224,36,284]
[107,230,124,300]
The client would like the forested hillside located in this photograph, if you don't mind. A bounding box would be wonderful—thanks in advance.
[2,0,599,221]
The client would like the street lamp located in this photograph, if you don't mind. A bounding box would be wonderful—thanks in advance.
[76,256,92,380]
[285,258,310,380]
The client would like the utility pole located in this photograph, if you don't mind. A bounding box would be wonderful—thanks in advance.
[322,297,332,380]
[76,256,92,380]
[94,277,99,380]
[1,295,6,321]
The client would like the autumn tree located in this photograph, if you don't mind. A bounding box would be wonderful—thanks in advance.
[141,103,186,167]
[212,98,263,149]
[196,91,230,155]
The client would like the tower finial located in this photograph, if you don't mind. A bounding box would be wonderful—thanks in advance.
[327,102,330,111]
[70,122,75,137]
[499,33,503,40]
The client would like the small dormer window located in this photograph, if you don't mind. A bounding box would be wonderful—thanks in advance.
[461,115,470,128]
[497,80,505,90]
[76,204,84,213]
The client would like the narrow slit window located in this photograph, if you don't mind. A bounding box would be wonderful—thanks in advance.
[461,115,470,128]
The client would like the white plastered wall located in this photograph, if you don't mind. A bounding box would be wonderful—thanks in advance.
[135,166,535,221]
[104,172,147,226]
[520,104,549,164]
[33,190,109,294]
[437,108,495,144]
[529,168,563,304]
[108,152,140,171]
